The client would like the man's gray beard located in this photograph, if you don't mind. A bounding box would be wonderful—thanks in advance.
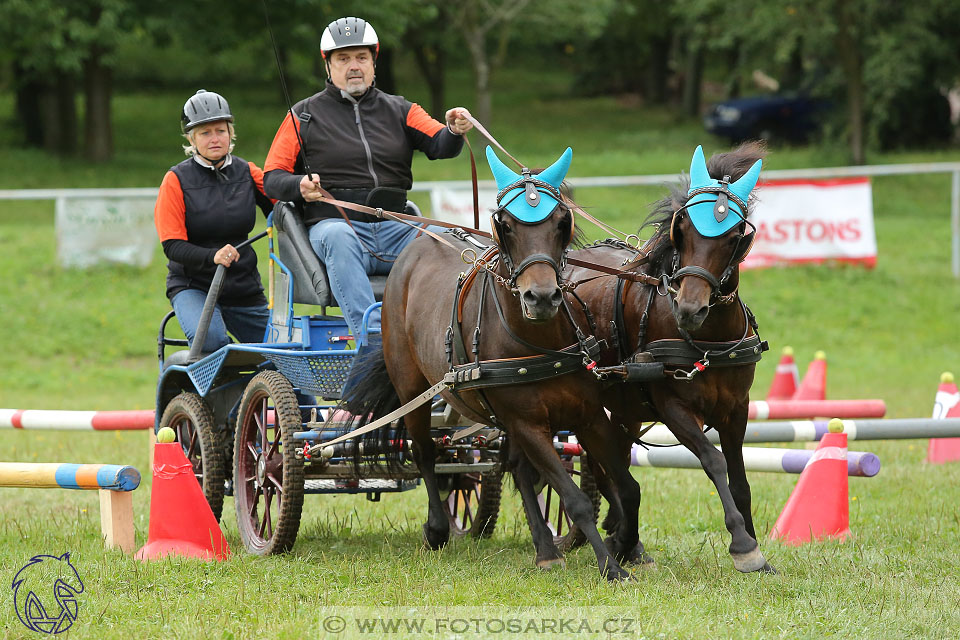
[346,80,369,97]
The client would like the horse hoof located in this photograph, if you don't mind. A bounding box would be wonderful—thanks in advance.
[731,547,768,573]
[605,568,634,583]
[535,557,566,571]
[421,523,448,551]
[759,562,778,575]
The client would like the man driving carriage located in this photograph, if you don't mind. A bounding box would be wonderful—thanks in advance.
[263,16,474,338]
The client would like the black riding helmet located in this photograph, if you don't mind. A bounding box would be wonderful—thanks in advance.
[319,17,379,59]
[181,90,233,133]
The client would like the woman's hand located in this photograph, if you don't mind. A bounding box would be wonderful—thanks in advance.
[299,173,323,202]
[214,244,240,267]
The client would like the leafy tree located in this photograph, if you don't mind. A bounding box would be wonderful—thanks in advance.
[0,0,153,161]
[715,0,960,162]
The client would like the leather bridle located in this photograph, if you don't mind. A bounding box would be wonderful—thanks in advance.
[665,175,756,305]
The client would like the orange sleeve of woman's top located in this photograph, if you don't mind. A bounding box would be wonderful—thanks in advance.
[405,103,445,136]
[154,170,188,242]
[248,161,277,204]
[264,114,302,173]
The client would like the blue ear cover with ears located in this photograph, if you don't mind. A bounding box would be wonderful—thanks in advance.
[486,146,572,223]
[685,145,762,237]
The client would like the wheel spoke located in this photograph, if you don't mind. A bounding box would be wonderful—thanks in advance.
[246,442,259,460]
[187,428,199,461]
[259,491,273,538]
[267,473,283,494]
[256,398,268,446]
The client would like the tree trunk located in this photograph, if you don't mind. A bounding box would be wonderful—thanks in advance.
[412,42,446,120]
[834,1,865,164]
[55,71,78,155]
[14,63,44,147]
[465,31,492,126]
[682,43,704,118]
[375,47,396,95]
[83,47,113,162]
[644,33,672,105]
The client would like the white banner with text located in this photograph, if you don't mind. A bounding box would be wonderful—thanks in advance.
[745,177,877,269]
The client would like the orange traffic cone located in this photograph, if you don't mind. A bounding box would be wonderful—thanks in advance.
[766,346,800,400]
[928,371,960,464]
[793,350,827,401]
[769,418,850,545]
[135,443,230,561]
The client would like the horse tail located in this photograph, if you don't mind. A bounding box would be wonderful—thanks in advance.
[336,335,407,472]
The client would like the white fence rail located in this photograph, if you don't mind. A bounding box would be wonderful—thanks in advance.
[2,162,959,274]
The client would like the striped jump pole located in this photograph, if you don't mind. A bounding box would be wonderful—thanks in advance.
[553,441,879,477]
[0,409,154,431]
[0,462,141,552]
[638,418,960,445]
[630,444,880,477]
[748,399,886,420]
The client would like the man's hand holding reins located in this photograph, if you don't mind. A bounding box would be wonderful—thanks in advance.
[300,173,324,202]
[445,107,474,135]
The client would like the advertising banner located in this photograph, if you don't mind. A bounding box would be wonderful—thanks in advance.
[745,178,877,269]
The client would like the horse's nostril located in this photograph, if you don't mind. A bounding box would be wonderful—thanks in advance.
[522,290,539,306]
[550,288,563,306]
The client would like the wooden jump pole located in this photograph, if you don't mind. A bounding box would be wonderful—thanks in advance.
[0,462,141,552]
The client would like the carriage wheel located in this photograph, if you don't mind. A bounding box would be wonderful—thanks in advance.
[439,469,502,539]
[537,454,602,552]
[159,392,225,522]
[233,370,305,555]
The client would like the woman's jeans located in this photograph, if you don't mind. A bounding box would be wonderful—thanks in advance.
[171,289,269,353]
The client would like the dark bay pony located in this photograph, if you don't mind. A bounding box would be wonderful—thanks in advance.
[567,142,776,574]
[343,147,641,581]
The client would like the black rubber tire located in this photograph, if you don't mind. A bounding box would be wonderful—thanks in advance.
[233,370,305,555]
[439,468,503,539]
[159,392,225,521]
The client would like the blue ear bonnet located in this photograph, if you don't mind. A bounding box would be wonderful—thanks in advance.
[685,145,762,237]
[486,146,572,223]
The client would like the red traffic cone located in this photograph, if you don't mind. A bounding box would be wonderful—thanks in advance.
[928,371,960,464]
[793,350,827,401]
[769,418,850,545]
[135,443,230,561]
[766,346,800,400]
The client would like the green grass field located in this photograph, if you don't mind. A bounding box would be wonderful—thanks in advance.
[2,62,960,639]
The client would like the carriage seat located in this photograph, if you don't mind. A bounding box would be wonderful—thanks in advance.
[272,200,423,308]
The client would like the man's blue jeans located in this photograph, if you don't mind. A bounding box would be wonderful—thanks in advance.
[308,219,444,337]
[171,289,269,352]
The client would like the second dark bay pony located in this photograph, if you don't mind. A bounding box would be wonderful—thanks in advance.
[567,142,777,574]
[342,147,642,581]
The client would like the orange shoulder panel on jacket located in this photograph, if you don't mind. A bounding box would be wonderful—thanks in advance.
[405,103,445,136]
[248,161,277,205]
[154,170,188,242]
[264,115,302,173]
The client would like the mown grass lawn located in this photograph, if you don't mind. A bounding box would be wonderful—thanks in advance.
[2,62,960,639]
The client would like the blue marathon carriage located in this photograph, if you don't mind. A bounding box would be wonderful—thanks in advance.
[153,201,599,555]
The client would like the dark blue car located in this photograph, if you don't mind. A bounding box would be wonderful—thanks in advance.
[703,93,829,143]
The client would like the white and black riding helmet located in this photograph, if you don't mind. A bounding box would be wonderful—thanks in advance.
[181,90,233,133]
[319,17,379,59]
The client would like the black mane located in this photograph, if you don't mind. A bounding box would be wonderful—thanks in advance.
[640,141,767,268]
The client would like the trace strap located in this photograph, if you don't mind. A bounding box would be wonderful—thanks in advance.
[307,376,451,454]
